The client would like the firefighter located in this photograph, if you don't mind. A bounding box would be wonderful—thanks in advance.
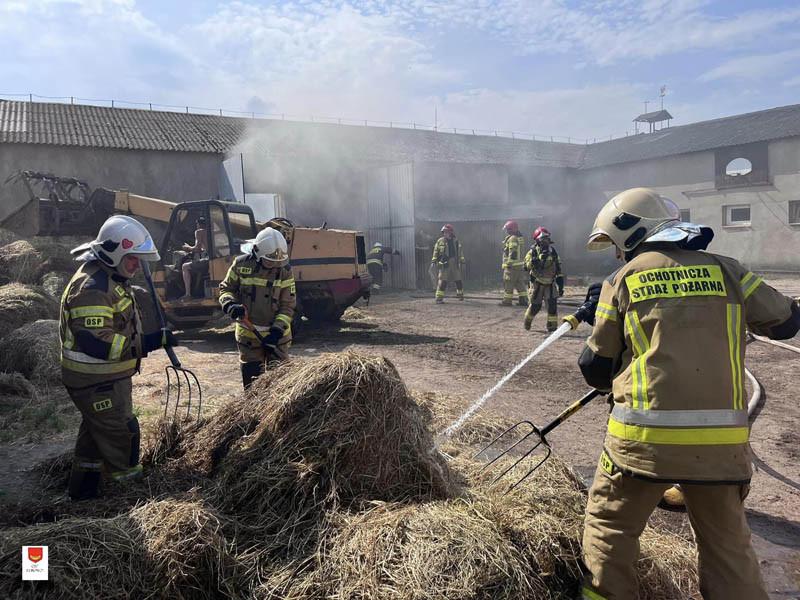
[432,224,466,303]
[61,215,177,501]
[366,242,401,293]
[523,227,564,332]
[576,187,800,600]
[500,220,528,307]
[218,227,296,389]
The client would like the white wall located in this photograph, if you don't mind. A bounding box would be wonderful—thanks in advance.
[574,138,800,273]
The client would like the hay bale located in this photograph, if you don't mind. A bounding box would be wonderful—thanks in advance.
[0,239,74,284]
[205,353,455,507]
[0,372,36,412]
[0,283,58,339]
[40,270,72,298]
[0,320,61,385]
[0,227,20,247]
[268,455,698,600]
[0,499,238,599]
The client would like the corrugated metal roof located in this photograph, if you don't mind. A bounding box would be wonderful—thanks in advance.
[581,103,800,169]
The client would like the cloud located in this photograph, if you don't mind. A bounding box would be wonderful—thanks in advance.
[699,49,800,82]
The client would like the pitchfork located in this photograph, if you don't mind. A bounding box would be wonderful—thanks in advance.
[474,388,605,493]
[142,262,203,421]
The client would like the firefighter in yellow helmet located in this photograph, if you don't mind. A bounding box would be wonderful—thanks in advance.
[218,227,296,389]
[577,188,799,600]
[61,216,178,500]
[432,224,465,303]
[523,226,564,332]
[500,220,528,306]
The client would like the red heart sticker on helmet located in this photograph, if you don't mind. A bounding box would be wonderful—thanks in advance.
[121,238,133,249]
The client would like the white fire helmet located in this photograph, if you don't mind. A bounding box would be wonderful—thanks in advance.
[241,227,289,266]
[71,215,160,267]
[373,242,382,248]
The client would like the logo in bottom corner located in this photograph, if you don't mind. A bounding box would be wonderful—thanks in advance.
[22,546,48,580]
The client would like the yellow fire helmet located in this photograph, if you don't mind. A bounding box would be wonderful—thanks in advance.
[587,187,681,252]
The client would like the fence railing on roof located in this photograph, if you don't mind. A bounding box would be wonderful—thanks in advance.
[0,92,615,145]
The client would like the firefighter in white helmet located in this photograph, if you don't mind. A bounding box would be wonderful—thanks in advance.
[218,227,296,389]
[61,215,177,500]
[576,188,799,600]
[366,241,401,293]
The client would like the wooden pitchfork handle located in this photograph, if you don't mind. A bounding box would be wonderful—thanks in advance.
[239,313,288,360]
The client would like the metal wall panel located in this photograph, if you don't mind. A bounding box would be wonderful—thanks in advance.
[367,163,417,289]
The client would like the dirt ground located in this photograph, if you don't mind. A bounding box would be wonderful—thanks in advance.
[1,279,798,597]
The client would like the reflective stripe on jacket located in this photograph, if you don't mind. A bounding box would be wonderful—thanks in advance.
[525,244,561,284]
[367,246,393,267]
[219,256,296,343]
[431,237,465,265]
[59,262,141,388]
[586,246,794,483]
[502,235,526,270]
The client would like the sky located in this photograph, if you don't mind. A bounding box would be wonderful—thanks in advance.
[1,0,800,141]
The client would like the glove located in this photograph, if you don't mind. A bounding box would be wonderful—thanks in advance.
[142,329,178,354]
[393,250,401,256]
[225,303,246,320]
[556,275,565,297]
[261,326,283,349]
[574,282,603,326]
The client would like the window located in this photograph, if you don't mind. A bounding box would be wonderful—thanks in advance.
[725,158,753,177]
[790,201,800,225]
[679,208,691,222]
[723,204,751,227]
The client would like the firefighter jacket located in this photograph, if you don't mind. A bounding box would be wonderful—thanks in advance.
[367,246,394,268]
[502,235,526,270]
[583,245,796,484]
[525,244,561,284]
[219,256,296,344]
[59,262,142,389]
[431,237,465,266]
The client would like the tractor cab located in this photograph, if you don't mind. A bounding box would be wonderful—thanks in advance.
[153,200,258,328]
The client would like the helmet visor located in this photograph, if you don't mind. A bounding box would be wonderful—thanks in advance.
[586,230,614,251]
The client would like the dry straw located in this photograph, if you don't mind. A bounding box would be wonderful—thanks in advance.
[0,239,74,285]
[0,319,61,386]
[0,283,59,339]
[0,352,699,599]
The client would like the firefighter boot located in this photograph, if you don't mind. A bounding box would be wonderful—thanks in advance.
[241,361,264,390]
[456,281,464,301]
[524,303,541,331]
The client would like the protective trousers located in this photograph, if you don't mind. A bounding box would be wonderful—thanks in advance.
[525,281,558,331]
[582,464,767,600]
[502,268,528,305]
[435,258,464,301]
[238,337,290,389]
[67,377,142,500]
[367,263,384,291]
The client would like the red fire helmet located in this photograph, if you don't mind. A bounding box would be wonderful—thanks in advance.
[533,226,551,241]
[503,220,519,234]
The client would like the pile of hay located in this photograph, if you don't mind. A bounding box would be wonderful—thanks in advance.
[0,352,700,599]
[0,499,239,599]
[0,239,74,284]
[39,270,72,298]
[0,283,59,339]
[0,320,61,386]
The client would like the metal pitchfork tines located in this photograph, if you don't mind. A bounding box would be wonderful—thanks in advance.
[142,262,202,421]
[474,388,604,493]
